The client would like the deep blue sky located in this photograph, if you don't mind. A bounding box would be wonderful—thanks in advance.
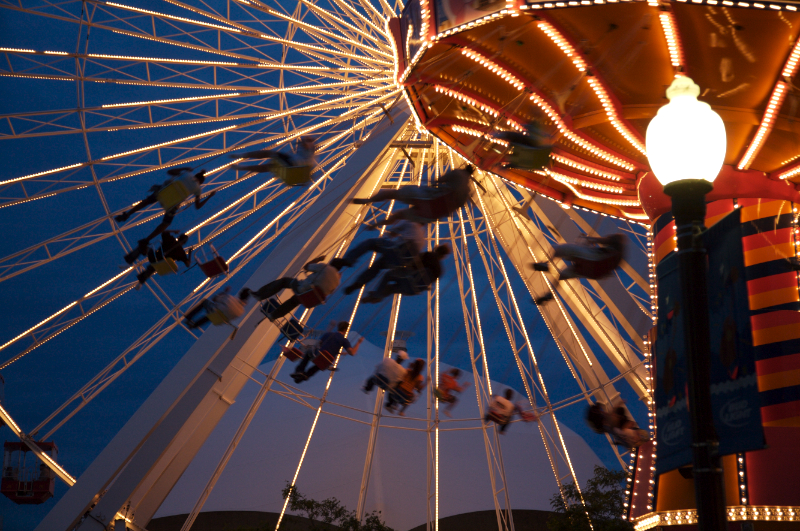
[0,2,649,529]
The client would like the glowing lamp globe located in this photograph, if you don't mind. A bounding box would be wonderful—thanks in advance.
[646,77,727,187]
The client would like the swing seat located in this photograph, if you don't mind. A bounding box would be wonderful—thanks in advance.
[312,349,336,370]
[393,387,414,406]
[275,164,312,186]
[261,298,280,316]
[508,145,551,170]
[434,387,456,403]
[199,256,228,278]
[156,180,191,211]
[206,309,229,326]
[151,258,178,276]
[296,285,327,308]
[373,373,392,391]
[280,346,304,362]
[260,299,305,340]
[487,411,508,424]
[280,318,305,341]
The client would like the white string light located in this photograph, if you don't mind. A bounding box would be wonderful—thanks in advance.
[529,92,637,170]
[461,49,524,90]
[658,11,685,71]
[739,81,787,170]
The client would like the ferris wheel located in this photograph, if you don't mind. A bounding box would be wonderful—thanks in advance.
[0,0,656,529]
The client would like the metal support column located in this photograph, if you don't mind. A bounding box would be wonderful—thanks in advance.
[448,208,514,531]
[36,106,411,531]
[355,293,402,520]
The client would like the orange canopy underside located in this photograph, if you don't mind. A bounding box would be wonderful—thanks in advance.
[403,2,800,220]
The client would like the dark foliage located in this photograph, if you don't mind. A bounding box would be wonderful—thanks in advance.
[547,465,633,531]
[277,482,395,531]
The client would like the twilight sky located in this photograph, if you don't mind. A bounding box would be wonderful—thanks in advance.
[0,2,649,529]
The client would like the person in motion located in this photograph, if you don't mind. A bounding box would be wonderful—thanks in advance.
[240,257,341,320]
[485,389,537,434]
[331,220,425,295]
[353,166,473,225]
[434,367,471,417]
[120,168,215,264]
[290,321,364,383]
[230,136,317,174]
[363,348,408,394]
[587,403,649,449]
[531,233,626,305]
[184,287,247,329]
[135,231,192,288]
[385,358,426,416]
[361,244,450,303]
[495,122,552,171]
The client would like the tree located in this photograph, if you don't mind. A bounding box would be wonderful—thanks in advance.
[547,465,633,531]
[280,482,395,531]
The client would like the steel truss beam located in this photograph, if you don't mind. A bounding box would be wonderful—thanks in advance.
[34,106,411,531]
[0,90,399,207]
[0,156,344,370]
[355,293,401,520]
[460,200,586,503]
[528,196,653,350]
[0,174,283,283]
[274,130,427,531]
[473,172,650,403]
[448,206,515,531]
[425,145,444,531]
[353,136,439,522]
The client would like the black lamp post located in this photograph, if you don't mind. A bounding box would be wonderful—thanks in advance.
[646,77,729,531]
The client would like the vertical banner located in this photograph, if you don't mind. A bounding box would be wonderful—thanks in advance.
[655,251,691,473]
[705,209,764,456]
[655,209,764,475]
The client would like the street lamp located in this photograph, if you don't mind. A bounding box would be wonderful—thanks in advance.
[646,76,729,531]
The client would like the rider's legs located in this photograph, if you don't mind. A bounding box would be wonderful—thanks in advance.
[250,277,295,300]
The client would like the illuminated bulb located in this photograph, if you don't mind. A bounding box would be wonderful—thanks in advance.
[739,81,787,170]
[646,77,726,185]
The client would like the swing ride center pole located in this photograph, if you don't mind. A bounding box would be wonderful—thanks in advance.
[663,179,727,531]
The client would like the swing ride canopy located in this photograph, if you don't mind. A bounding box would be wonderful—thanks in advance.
[398,0,800,219]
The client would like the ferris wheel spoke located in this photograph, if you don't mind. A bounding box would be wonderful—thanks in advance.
[0,271,138,371]
[0,92,395,207]
[0,146,353,372]
[0,87,383,140]
[251,32,392,67]
[329,0,384,37]
[446,208,515,531]
[0,47,385,84]
[268,0,379,44]
[34,144,367,441]
[239,1,390,60]
[297,0,388,48]
[0,110,258,140]
[88,0,246,35]
[353,0,391,29]
[0,4,276,64]
[461,196,595,504]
